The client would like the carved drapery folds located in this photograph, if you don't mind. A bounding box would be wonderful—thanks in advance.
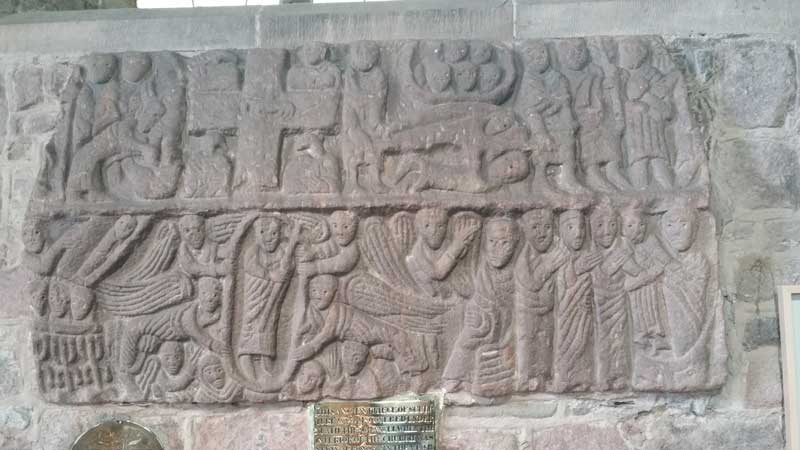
[26,37,723,403]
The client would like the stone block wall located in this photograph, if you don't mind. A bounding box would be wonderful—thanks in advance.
[0,1,796,448]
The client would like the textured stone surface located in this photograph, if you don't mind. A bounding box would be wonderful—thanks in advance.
[531,423,626,449]
[191,410,308,450]
[440,430,518,450]
[745,346,783,408]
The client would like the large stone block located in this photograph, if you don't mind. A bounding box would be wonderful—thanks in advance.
[531,423,626,450]
[190,410,308,450]
[441,430,518,450]
[745,346,783,408]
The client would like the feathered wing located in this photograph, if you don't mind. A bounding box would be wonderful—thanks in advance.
[207,213,250,243]
[440,211,481,298]
[343,273,454,334]
[358,217,420,293]
[388,212,415,255]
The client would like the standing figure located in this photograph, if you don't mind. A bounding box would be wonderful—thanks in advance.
[620,202,671,354]
[551,209,601,392]
[443,218,519,397]
[287,42,341,91]
[619,38,678,189]
[557,39,623,192]
[515,40,578,195]
[342,41,388,193]
[514,209,568,391]
[589,200,640,390]
[238,216,299,379]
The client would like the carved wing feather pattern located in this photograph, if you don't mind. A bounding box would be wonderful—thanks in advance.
[207,213,249,243]
[95,273,193,316]
[344,273,453,334]
[358,217,419,293]
[388,212,415,255]
[126,221,180,281]
[441,211,481,298]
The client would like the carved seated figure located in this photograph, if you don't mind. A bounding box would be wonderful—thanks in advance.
[282,133,341,194]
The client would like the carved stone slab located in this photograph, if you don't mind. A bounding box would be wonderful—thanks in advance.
[25,37,724,404]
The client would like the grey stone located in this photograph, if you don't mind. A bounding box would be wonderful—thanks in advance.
[441,430,518,450]
[734,255,776,305]
[0,349,19,398]
[717,41,795,129]
[743,316,780,350]
[0,406,32,432]
[190,410,307,450]
[12,65,42,110]
[531,423,626,450]
[745,346,783,408]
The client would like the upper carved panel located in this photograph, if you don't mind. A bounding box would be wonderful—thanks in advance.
[24,37,723,404]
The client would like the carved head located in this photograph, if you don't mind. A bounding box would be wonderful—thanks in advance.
[661,206,697,253]
[197,277,222,314]
[309,275,337,311]
[341,341,369,376]
[301,42,328,66]
[254,216,282,252]
[159,341,185,376]
[559,209,585,251]
[470,41,494,65]
[521,209,554,253]
[121,52,152,83]
[558,39,590,71]
[179,215,206,250]
[199,354,226,389]
[619,38,650,70]
[521,40,550,74]
[484,110,516,136]
[426,61,452,93]
[329,211,358,247]
[590,199,619,249]
[416,208,448,250]
[22,217,46,254]
[350,41,380,72]
[86,53,117,84]
[454,63,479,92]
[621,201,647,244]
[296,361,325,395]
[114,215,137,241]
[49,284,71,319]
[484,218,518,269]
[444,40,469,64]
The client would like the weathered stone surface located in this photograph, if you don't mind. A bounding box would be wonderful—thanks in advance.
[440,430,518,450]
[17,37,724,405]
[531,423,626,449]
[0,327,20,398]
[743,316,780,350]
[717,41,795,129]
[11,65,42,111]
[745,346,783,408]
[191,410,308,450]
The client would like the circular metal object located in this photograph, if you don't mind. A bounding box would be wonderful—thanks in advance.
[70,420,164,450]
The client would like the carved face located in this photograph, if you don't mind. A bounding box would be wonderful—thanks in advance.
[49,284,70,319]
[114,215,137,241]
[444,40,469,64]
[121,52,152,83]
[309,275,337,311]
[86,54,117,84]
[201,359,226,389]
[522,41,550,73]
[454,63,479,92]
[560,213,585,251]
[351,41,380,72]
[22,219,45,254]
[619,38,649,70]
[160,342,184,376]
[255,217,282,252]
[296,362,324,395]
[426,61,452,93]
[198,277,222,313]
[522,210,554,253]
[484,219,518,269]
[342,341,369,376]
[559,39,590,71]
[470,41,493,65]
[329,211,358,247]
[301,42,327,66]
[662,208,696,253]
[591,208,619,249]
[179,215,206,250]
[622,211,647,244]
[416,208,448,250]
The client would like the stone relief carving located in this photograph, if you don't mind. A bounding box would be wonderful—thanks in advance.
[25,37,723,403]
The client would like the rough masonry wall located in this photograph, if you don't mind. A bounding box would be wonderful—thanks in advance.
[0,1,795,449]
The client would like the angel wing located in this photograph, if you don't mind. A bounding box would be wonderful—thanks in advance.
[440,211,481,298]
[358,217,420,293]
[207,213,250,243]
[125,221,180,282]
[95,272,193,316]
[344,273,455,334]
[289,213,330,244]
[136,356,160,396]
[388,212,415,255]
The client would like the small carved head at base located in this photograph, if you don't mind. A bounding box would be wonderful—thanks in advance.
[329,211,358,247]
[296,360,325,395]
[484,217,519,269]
[559,209,586,251]
[159,341,185,377]
[179,215,206,250]
[48,283,71,319]
[199,353,226,390]
[521,209,555,253]
[341,341,370,377]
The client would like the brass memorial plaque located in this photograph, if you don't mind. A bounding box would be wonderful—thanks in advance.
[71,420,164,450]
[312,397,438,450]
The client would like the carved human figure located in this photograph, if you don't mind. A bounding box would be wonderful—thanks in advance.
[238,216,299,379]
[151,341,195,400]
[551,209,601,392]
[22,218,73,317]
[287,42,341,91]
[620,202,671,353]
[181,130,232,199]
[557,38,625,192]
[588,200,641,390]
[195,353,242,402]
[342,41,388,193]
[443,218,518,396]
[283,133,341,194]
[299,210,360,278]
[406,208,480,298]
[660,206,710,357]
[514,209,568,391]
[515,40,578,195]
[471,41,503,94]
[177,215,231,279]
[326,341,381,399]
[619,38,678,189]
[282,360,325,401]
[444,40,478,93]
